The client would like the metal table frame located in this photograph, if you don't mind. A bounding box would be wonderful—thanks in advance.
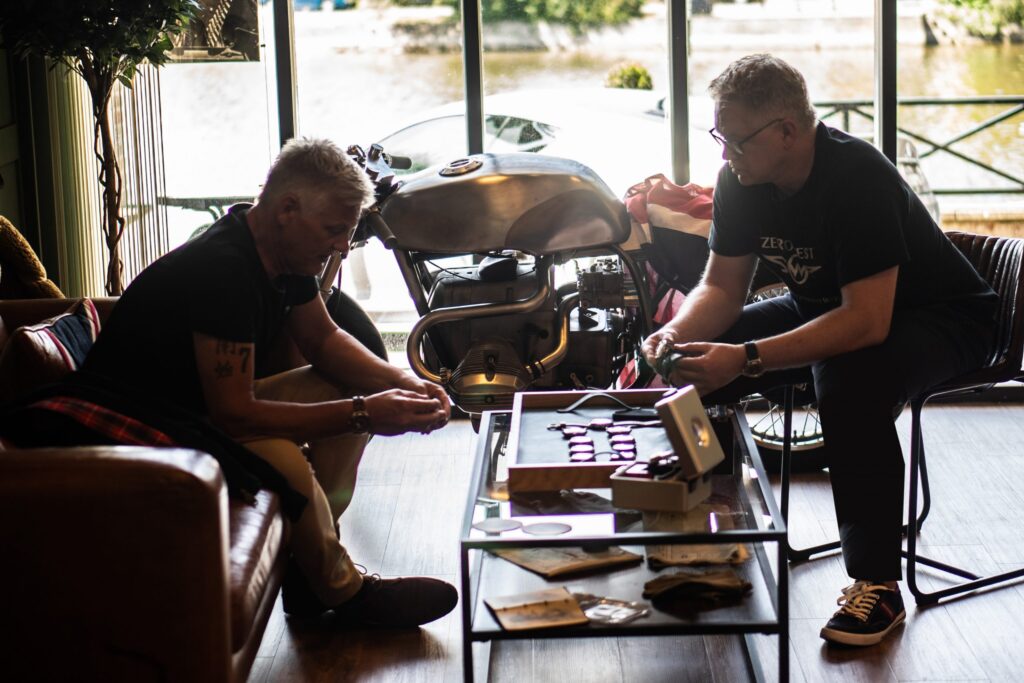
[459,407,789,682]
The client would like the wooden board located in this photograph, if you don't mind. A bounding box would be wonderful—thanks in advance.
[507,389,674,492]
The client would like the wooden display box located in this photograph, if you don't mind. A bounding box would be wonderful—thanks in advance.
[507,389,674,492]
[609,467,713,512]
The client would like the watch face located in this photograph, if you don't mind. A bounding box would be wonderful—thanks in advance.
[744,360,764,378]
[351,411,370,433]
[351,396,369,432]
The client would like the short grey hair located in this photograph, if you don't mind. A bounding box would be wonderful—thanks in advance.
[708,54,817,131]
[259,137,375,210]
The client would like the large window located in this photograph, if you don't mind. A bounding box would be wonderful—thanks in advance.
[151,0,1023,325]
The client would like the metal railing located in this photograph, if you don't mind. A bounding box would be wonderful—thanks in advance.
[816,96,1024,196]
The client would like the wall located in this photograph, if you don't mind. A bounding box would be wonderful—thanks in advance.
[0,48,23,228]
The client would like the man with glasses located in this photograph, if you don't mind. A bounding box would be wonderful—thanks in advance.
[643,54,998,647]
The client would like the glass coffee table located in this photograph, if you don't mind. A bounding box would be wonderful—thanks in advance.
[459,407,788,682]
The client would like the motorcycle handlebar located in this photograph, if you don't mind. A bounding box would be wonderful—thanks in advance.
[365,210,398,250]
[388,154,413,170]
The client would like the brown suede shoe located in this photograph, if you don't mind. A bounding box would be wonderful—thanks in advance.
[330,574,458,628]
[281,560,331,619]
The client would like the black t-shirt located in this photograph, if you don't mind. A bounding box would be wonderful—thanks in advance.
[84,204,319,415]
[709,123,997,317]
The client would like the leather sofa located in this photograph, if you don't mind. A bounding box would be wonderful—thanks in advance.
[0,298,289,683]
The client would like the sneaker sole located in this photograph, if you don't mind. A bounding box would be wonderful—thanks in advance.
[819,610,906,647]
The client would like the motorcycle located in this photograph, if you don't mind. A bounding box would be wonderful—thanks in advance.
[330,143,825,469]
[338,144,655,411]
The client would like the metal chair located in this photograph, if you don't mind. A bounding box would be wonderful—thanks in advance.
[778,231,1024,606]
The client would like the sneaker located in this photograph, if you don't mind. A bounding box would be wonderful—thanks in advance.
[820,581,906,646]
[330,574,458,628]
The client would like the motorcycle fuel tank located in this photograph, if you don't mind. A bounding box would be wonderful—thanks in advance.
[379,153,631,255]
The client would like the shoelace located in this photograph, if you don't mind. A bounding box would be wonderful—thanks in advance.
[834,581,890,622]
[354,563,409,592]
[353,562,383,583]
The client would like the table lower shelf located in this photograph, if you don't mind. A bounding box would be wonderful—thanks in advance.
[467,546,782,641]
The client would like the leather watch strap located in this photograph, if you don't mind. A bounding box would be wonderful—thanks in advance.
[350,395,370,434]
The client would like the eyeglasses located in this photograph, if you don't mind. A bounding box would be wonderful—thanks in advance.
[709,117,784,156]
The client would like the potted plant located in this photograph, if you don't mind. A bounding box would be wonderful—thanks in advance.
[1,0,200,295]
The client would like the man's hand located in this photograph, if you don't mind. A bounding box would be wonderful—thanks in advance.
[365,389,449,436]
[642,328,678,369]
[666,342,746,395]
[396,375,451,429]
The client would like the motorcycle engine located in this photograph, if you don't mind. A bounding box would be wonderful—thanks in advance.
[423,255,633,411]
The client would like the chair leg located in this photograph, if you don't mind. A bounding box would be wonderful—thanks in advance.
[779,385,841,562]
[779,387,1024,604]
[904,397,1024,606]
[778,389,932,564]
[916,430,932,530]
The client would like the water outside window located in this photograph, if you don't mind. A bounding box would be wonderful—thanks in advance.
[157,0,1024,334]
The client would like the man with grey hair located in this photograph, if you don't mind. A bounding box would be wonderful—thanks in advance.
[643,54,997,646]
[81,137,459,628]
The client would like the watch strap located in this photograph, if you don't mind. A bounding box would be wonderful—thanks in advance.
[350,395,370,433]
[742,341,765,378]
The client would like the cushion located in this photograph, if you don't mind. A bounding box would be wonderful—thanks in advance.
[0,299,101,404]
[0,215,64,299]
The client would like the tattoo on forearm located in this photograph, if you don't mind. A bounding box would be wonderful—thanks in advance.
[214,340,251,373]
[214,361,233,379]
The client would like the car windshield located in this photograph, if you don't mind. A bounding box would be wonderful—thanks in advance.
[380,114,559,173]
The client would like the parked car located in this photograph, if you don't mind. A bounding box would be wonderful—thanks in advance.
[375,88,721,196]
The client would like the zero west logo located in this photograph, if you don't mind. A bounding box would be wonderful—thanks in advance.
[760,236,822,285]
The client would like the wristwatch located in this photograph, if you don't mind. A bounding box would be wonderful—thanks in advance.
[741,341,765,378]
[350,396,370,434]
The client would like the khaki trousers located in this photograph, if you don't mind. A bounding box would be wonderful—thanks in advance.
[244,367,368,605]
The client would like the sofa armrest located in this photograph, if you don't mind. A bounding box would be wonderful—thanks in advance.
[0,297,118,346]
[0,446,234,683]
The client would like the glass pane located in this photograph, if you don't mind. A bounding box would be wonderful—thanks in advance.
[690,3,1023,230]
[159,4,276,250]
[292,2,465,327]
[897,19,1024,228]
[689,6,880,152]
[292,5,464,148]
[479,7,673,197]
[464,410,782,541]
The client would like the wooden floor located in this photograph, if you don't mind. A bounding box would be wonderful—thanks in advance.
[247,403,1024,682]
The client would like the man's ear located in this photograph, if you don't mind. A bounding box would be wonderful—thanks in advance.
[275,192,301,226]
[779,119,800,148]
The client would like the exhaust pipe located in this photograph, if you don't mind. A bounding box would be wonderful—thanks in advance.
[528,292,579,379]
[406,256,555,383]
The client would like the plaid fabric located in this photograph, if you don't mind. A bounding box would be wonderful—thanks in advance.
[29,397,177,447]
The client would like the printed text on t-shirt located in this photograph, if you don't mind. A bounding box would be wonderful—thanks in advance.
[760,236,822,285]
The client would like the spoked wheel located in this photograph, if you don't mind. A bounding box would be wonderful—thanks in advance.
[745,390,828,473]
[746,280,827,473]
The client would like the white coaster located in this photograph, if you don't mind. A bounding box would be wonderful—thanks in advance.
[472,518,523,534]
[522,522,572,536]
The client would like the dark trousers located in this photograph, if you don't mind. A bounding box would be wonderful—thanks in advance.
[703,294,994,581]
